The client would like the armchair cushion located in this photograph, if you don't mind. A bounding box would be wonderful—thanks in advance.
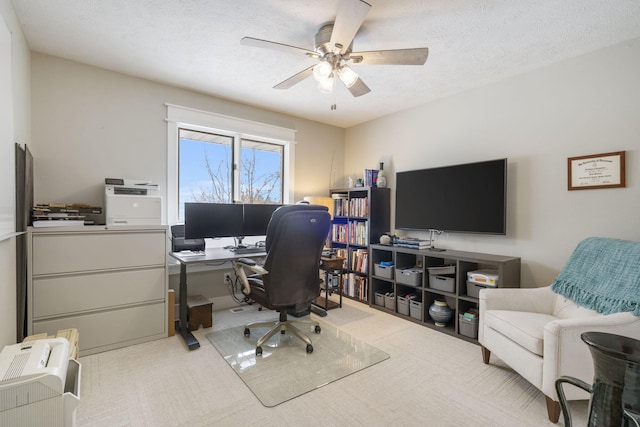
[485,310,556,356]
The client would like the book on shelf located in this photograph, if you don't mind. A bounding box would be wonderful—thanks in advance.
[395,237,431,249]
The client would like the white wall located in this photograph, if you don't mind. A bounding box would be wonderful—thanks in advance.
[0,0,31,347]
[345,38,640,287]
[31,53,345,208]
[30,53,345,302]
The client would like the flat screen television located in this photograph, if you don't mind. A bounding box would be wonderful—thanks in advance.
[395,158,507,234]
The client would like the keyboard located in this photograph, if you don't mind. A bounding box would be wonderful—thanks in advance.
[232,246,265,254]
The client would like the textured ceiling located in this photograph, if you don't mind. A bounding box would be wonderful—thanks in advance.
[11,0,640,128]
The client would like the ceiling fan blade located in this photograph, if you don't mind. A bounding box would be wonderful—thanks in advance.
[346,77,371,97]
[350,47,429,65]
[241,37,319,58]
[273,65,315,90]
[330,0,371,54]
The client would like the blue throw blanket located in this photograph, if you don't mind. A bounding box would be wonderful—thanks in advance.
[551,237,640,316]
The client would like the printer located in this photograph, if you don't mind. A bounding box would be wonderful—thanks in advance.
[0,338,81,427]
[105,178,162,225]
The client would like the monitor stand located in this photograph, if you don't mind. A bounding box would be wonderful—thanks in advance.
[234,236,247,250]
[427,229,445,252]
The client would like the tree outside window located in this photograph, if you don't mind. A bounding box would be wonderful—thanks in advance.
[178,128,283,220]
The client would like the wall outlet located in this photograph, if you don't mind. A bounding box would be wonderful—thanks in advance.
[224,273,232,285]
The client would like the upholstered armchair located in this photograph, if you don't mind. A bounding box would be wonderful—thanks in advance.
[478,237,640,423]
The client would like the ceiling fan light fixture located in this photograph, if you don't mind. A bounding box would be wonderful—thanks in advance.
[317,75,335,93]
[313,61,333,82]
[337,65,358,88]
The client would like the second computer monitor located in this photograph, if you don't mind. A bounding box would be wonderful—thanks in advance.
[184,202,243,239]
[242,204,282,236]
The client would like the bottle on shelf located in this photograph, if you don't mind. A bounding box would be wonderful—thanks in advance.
[377,162,387,188]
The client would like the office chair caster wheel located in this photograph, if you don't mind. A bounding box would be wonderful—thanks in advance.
[256,346,263,356]
[306,344,313,353]
[244,328,250,337]
[314,325,321,334]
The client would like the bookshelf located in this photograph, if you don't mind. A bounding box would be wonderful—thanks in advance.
[330,187,390,304]
[369,244,520,343]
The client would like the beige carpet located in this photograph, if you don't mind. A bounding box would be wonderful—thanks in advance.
[206,321,389,407]
[76,299,588,426]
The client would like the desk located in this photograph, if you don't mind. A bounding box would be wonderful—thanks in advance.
[169,248,266,350]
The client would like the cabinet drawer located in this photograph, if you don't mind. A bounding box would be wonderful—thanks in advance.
[33,302,166,354]
[33,268,166,318]
[32,231,166,275]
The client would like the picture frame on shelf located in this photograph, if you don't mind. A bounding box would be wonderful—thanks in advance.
[568,151,626,191]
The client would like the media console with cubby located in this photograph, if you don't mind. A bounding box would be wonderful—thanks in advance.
[369,244,521,343]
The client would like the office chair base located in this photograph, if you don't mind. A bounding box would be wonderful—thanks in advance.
[244,314,320,356]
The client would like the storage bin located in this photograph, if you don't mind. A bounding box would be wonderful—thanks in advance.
[459,314,479,339]
[374,263,394,279]
[384,293,395,310]
[429,274,456,293]
[397,296,410,315]
[466,280,489,299]
[409,300,423,321]
[427,265,456,276]
[467,269,499,286]
[396,268,423,286]
[374,292,385,307]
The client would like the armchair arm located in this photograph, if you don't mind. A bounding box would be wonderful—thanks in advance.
[542,311,640,400]
[233,258,269,295]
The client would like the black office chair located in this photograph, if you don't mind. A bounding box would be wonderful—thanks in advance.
[233,204,331,356]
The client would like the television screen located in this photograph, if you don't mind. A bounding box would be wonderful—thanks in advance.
[184,202,244,239]
[395,158,507,234]
[242,204,281,236]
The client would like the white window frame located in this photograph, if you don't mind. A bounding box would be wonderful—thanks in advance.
[166,104,296,225]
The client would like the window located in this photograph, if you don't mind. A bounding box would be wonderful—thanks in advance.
[167,104,295,224]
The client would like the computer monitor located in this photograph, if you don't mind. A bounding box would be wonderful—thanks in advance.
[184,202,243,239]
[242,204,282,236]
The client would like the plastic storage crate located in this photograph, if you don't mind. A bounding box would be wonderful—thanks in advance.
[459,314,479,339]
[429,274,456,293]
[409,300,423,321]
[466,280,489,298]
[384,293,395,310]
[374,292,385,307]
[374,263,394,279]
[396,268,423,286]
[397,296,410,315]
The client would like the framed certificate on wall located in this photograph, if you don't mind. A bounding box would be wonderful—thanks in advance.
[568,151,626,190]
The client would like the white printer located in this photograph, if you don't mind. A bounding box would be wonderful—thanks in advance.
[0,338,81,427]
[105,177,162,225]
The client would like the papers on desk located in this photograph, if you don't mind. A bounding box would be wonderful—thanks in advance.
[177,250,205,257]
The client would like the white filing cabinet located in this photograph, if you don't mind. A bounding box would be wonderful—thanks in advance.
[28,225,168,356]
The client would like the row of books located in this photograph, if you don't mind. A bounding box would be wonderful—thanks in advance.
[331,221,369,246]
[343,273,368,301]
[351,248,368,274]
[333,197,369,218]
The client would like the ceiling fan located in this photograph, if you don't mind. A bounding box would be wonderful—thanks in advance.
[241,0,429,98]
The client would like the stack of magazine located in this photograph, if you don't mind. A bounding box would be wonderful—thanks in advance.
[395,237,431,249]
[31,204,102,227]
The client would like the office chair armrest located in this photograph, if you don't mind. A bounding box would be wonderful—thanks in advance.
[233,259,269,295]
